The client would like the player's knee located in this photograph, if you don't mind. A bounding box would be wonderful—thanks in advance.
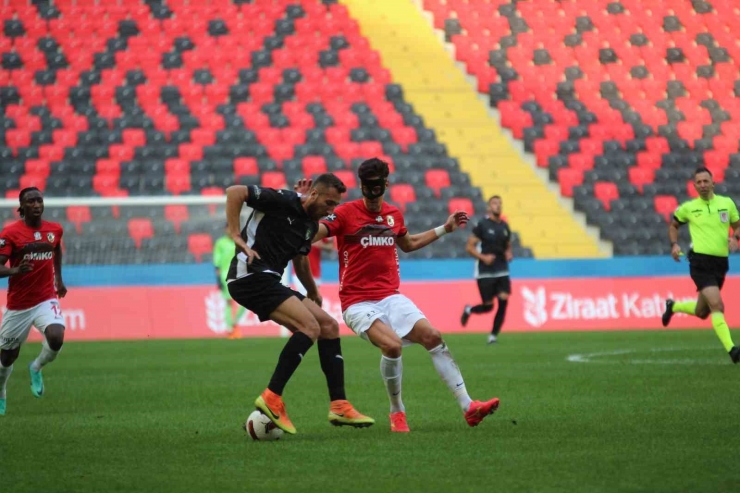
[498,293,510,301]
[380,337,403,358]
[298,318,321,340]
[47,336,64,351]
[0,348,20,367]
[319,317,339,338]
[421,328,443,350]
[698,308,711,320]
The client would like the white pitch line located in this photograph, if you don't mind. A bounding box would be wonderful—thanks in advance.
[566,347,724,365]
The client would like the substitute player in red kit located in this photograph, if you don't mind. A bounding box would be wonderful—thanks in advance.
[304,158,500,432]
[0,187,66,416]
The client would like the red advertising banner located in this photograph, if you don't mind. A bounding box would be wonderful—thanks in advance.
[1,276,732,342]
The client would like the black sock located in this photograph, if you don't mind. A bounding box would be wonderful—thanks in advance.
[267,332,314,396]
[492,299,508,335]
[470,303,493,314]
[318,338,346,402]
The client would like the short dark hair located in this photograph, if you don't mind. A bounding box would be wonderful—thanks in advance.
[18,187,41,218]
[358,157,390,181]
[313,173,347,194]
[694,167,713,178]
[488,195,502,203]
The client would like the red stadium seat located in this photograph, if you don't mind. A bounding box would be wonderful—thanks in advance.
[234,158,259,178]
[448,197,474,215]
[557,169,583,197]
[165,175,191,195]
[128,219,154,249]
[302,156,328,177]
[628,167,654,192]
[425,169,451,197]
[594,182,619,211]
[389,184,416,212]
[332,170,357,189]
[261,172,288,189]
[164,205,189,234]
[66,205,92,234]
[654,196,679,223]
[188,234,213,262]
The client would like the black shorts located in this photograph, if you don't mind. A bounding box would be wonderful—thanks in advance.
[477,276,511,302]
[688,252,729,291]
[228,272,305,322]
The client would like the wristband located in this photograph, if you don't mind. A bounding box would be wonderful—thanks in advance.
[434,225,447,238]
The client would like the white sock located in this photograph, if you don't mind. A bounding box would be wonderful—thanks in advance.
[0,362,13,399]
[31,341,60,372]
[429,343,472,411]
[380,355,405,413]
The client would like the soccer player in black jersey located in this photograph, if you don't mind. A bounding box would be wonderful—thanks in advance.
[225,173,373,434]
[460,196,513,344]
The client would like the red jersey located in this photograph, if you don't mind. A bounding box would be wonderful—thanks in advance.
[0,220,63,310]
[321,200,408,311]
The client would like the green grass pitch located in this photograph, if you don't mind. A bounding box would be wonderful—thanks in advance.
[1,330,738,493]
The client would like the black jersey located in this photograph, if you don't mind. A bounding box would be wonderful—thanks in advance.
[472,216,511,278]
[227,186,318,281]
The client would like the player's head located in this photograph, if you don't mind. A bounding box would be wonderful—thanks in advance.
[18,187,43,220]
[488,195,502,217]
[305,173,346,220]
[693,167,714,199]
[358,158,390,201]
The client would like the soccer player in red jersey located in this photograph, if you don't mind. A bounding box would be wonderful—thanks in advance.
[0,188,67,415]
[305,158,500,432]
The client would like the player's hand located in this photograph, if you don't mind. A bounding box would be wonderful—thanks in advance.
[307,289,323,307]
[730,237,739,253]
[294,178,312,195]
[505,250,514,262]
[671,243,683,262]
[56,279,67,298]
[480,254,496,266]
[12,257,33,275]
[233,236,261,265]
[444,210,469,233]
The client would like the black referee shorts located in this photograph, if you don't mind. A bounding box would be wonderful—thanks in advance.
[477,276,511,303]
[688,251,729,291]
[228,272,305,322]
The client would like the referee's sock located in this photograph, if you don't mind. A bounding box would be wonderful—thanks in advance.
[267,332,314,396]
[672,301,697,315]
[711,312,735,353]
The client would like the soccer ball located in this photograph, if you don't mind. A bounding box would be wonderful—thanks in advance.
[245,410,284,441]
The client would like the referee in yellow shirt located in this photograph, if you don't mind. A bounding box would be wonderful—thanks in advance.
[662,167,740,363]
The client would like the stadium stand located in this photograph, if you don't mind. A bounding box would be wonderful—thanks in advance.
[423,0,738,255]
[0,0,533,264]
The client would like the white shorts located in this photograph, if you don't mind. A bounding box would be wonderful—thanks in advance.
[342,294,426,344]
[0,299,65,350]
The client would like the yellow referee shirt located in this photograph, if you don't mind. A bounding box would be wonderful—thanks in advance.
[674,194,739,257]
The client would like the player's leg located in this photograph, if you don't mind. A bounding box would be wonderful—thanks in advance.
[701,285,738,362]
[29,300,66,398]
[344,303,408,431]
[403,307,499,427]
[490,277,511,342]
[229,275,319,434]
[0,307,35,415]
[366,321,408,432]
[299,299,374,427]
[461,279,495,327]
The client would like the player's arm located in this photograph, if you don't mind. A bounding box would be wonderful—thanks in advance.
[505,223,513,262]
[0,255,32,279]
[465,234,495,266]
[397,210,469,253]
[668,204,687,261]
[312,223,331,243]
[729,199,740,252]
[225,185,260,264]
[292,254,321,306]
[54,240,67,298]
